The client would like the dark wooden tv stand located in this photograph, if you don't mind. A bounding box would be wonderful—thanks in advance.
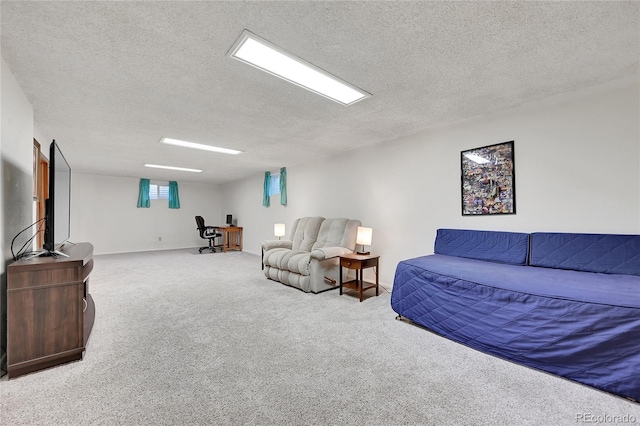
[6,242,95,379]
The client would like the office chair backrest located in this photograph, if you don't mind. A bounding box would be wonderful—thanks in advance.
[195,216,206,237]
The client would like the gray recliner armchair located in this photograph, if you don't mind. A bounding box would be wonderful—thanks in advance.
[262,217,361,293]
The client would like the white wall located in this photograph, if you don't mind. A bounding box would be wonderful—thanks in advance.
[72,173,222,254]
[1,57,35,258]
[1,56,36,365]
[220,78,640,287]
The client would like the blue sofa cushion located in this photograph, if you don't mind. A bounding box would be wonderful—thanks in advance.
[434,228,529,265]
[530,232,640,276]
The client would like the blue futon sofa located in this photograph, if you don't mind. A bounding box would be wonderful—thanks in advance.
[391,228,640,401]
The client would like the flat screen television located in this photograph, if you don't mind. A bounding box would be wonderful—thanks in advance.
[43,140,71,256]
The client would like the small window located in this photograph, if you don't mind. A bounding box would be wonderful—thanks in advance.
[149,183,169,200]
[270,174,280,196]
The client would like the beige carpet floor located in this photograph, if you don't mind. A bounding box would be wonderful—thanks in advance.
[1,249,638,425]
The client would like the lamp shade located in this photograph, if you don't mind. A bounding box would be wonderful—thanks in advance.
[274,223,286,237]
[356,226,373,246]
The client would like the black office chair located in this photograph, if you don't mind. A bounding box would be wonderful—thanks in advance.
[195,216,222,253]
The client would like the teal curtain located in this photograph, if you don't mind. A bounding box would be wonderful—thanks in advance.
[263,171,271,207]
[168,181,180,209]
[137,178,150,208]
[279,167,287,206]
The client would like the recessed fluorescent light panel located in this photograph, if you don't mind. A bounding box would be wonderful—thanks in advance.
[228,30,371,106]
[144,164,203,173]
[160,138,243,155]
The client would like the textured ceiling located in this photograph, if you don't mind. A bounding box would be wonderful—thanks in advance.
[1,1,638,184]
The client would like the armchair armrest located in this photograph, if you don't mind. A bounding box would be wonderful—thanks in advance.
[310,246,353,261]
[262,239,293,251]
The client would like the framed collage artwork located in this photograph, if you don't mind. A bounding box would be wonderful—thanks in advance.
[461,141,515,216]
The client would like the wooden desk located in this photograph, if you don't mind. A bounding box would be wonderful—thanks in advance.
[339,253,379,302]
[221,226,243,252]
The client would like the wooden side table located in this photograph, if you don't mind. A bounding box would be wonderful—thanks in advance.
[339,253,380,302]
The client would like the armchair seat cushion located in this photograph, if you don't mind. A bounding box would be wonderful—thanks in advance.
[264,249,312,276]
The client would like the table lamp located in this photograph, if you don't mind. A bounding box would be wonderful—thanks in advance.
[274,223,286,240]
[356,226,373,255]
